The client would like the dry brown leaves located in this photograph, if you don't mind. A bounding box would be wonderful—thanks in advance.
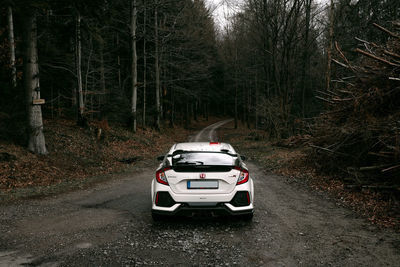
[0,118,193,191]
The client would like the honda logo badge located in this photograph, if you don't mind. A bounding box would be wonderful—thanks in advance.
[200,173,206,179]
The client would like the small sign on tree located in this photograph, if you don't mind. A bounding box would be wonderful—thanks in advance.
[33,99,45,105]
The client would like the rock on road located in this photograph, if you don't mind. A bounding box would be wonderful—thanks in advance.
[0,121,399,266]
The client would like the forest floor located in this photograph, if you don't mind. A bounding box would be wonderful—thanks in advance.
[0,117,218,202]
[218,121,400,231]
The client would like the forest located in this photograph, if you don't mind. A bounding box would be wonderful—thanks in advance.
[0,0,399,194]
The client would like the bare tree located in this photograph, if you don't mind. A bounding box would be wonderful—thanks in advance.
[301,0,312,117]
[154,0,161,130]
[75,12,86,126]
[8,6,17,88]
[131,0,138,132]
[326,0,335,92]
[24,9,47,154]
[142,0,147,127]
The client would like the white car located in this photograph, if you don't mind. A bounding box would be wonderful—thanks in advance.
[151,142,254,220]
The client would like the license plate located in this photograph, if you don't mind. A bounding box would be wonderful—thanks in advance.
[187,180,218,189]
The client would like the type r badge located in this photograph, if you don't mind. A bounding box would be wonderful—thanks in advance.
[200,173,206,179]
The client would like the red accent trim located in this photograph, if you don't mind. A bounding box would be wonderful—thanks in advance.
[209,142,219,145]
[155,192,159,205]
[246,191,250,204]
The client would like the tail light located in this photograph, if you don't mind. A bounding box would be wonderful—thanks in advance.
[156,167,171,185]
[235,167,249,185]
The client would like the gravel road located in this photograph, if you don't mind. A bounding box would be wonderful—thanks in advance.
[1,121,399,266]
[190,119,233,142]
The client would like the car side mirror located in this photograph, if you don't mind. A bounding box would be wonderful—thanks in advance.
[240,155,246,161]
[157,155,165,161]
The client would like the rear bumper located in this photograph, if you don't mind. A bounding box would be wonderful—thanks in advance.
[152,203,253,217]
[151,178,254,217]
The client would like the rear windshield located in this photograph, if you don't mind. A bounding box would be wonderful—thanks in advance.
[171,152,236,166]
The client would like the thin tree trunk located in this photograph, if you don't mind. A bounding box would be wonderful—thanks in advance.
[234,47,238,129]
[117,33,121,90]
[8,6,16,88]
[247,84,251,129]
[194,100,198,122]
[154,2,160,130]
[169,86,174,128]
[326,0,334,92]
[100,42,106,112]
[301,0,312,117]
[76,12,86,126]
[24,9,47,155]
[100,44,106,96]
[131,0,138,132]
[185,97,189,129]
[142,0,147,128]
[255,67,258,130]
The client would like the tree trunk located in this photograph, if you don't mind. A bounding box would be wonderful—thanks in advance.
[76,12,86,127]
[100,44,106,97]
[247,84,251,129]
[117,33,121,90]
[169,86,174,128]
[24,9,47,155]
[154,2,161,130]
[185,97,190,129]
[131,0,138,132]
[194,100,198,122]
[301,0,312,117]
[234,47,238,129]
[8,6,17,88]
[255,69,258,130]
[326,0,335,92]
[142,0,147,128]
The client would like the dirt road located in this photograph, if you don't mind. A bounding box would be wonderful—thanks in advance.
[1,121,399,266]
[190,119,233,142]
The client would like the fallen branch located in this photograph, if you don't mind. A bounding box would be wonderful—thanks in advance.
[315,96,334,104]
[332,58,349,68]
[359,164,392,171]
[335,41,357,73]
[309,144,351,157]
[355,48,400,67]
[382,164,400,172]
[384,50,400,59]
[373,23,400,39]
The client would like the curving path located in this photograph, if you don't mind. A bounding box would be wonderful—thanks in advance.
[190,119,233,142]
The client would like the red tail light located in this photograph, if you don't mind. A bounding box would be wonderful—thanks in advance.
[235,167,249,185]
[156,167,171,185]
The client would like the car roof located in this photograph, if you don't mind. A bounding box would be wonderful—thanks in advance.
[169,142,236,154]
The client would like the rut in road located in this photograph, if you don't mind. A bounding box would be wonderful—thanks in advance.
[190,119,233,142]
